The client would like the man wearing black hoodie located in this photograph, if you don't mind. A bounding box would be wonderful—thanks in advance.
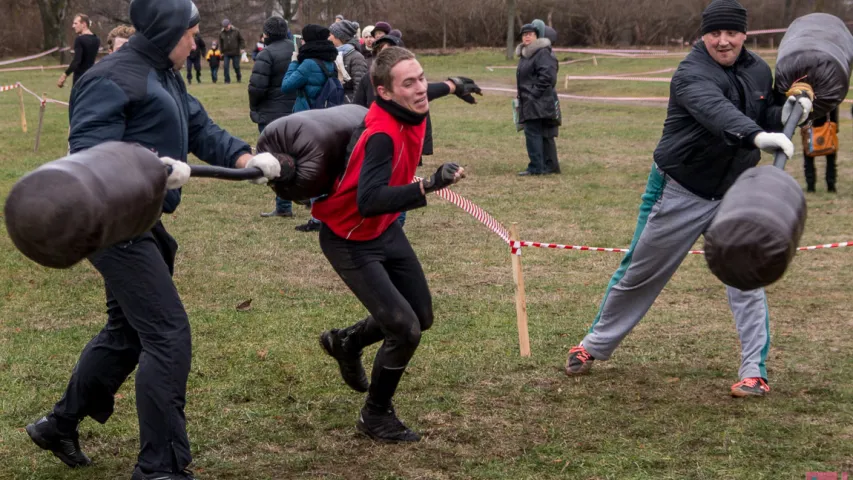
[23,1,280,478]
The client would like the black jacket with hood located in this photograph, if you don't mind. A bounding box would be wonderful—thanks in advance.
[653,42,784,199]
[516,37,559,123]
[68,0,251,213]
[248,36,297,125]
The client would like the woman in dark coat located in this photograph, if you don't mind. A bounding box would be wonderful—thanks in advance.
[516,23,560,175]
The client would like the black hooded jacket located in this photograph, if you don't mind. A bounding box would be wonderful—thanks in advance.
[68,0,251,213]
[653,42,784,199]
[248,37,297,125]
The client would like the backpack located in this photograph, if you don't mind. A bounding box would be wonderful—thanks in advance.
[309,59,344,109]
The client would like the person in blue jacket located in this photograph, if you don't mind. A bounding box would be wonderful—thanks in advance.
[23,1,280,479]
[270,24,339,230]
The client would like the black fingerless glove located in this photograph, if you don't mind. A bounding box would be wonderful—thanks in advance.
[449,77,482,104]
[422,162,460,193]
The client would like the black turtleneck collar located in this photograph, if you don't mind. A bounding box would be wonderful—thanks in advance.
[375,96,428,126]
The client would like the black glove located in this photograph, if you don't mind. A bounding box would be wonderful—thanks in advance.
[448,77,482,104]
[422,163,462,193]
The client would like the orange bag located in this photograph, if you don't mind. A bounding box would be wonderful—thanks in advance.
[801,119,838,157]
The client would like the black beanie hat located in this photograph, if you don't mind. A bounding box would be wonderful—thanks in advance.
[302,24,330,43]
[701,0,748,35]
[374,34,404,51]
[263,16,289,40]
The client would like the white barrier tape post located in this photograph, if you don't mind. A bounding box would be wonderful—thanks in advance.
[509,225,531,358]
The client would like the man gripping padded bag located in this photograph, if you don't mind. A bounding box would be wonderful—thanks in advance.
[563,0,807,398]
[22,0,280,478]
[313,46,465,442]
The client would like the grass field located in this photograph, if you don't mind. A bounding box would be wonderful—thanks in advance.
[1,49,852,479]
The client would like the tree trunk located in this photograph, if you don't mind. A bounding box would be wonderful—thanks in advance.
[506,0,516,59]
[814,0,825,13]
[36,0,69,59]
[442,6,447,52]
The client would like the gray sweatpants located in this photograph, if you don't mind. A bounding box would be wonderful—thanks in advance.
[581,164,770,380]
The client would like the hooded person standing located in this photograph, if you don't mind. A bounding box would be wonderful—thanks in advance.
[219,19,246,83]
[328,19,368,104]
[515,22,560,175]
[250,16,298,218]
[563,0,806,399]
[23,1,281,478]
[185,32,206,84]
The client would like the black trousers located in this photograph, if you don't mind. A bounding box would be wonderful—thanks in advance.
[52,221,192,473]
[319,222,433,409]
[185,57,201,82]
[804,154,836,190]
[523,119,560,174]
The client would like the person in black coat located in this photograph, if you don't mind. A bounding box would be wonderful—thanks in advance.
[185,32,205,84]
[250,16,298,218]
[249,17,296,133]
[516,23,560,175]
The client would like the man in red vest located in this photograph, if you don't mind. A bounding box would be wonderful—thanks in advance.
[312,46,465,443]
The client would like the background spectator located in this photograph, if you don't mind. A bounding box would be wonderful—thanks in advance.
[219,19,246,83]
[58,14,100,88]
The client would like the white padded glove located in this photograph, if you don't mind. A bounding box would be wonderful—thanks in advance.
[161,157,190,189]
[781,95,813,125]
[753,132,794,159]
[246,152,281,185]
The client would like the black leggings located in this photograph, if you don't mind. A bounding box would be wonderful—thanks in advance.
[319,222,433,408]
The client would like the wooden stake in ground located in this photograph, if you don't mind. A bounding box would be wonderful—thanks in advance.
[33,94,46,153]
[17,85,27,133]
[509,223,530,357]
[593,55,598,66]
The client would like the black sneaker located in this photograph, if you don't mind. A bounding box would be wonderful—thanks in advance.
[320,329,369,392]
[357,406,421,443]
[131,465,196,480]
[26,415,91,468]
[295,220,322,232]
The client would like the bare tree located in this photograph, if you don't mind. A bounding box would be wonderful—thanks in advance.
[506,0,516,59]
[36,0,69,54]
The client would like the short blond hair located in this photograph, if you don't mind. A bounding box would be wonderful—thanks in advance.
[107,25,135,51]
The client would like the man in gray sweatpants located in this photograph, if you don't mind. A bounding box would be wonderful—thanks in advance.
[564,0,810,398]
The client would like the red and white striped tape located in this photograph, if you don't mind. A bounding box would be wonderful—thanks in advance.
[0,64,68,74]
[0,82,20,92]
[417,173,852,260]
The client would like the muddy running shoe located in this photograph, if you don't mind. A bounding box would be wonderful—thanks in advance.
[295,219,322,232]
[131,465,196,480]
[565,344,595,376]
[357,406,421,443]
[319,329,369,392]
[25,415,91,468]
[730,377,770,397]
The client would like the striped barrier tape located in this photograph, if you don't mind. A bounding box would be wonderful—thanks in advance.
[0,65,68,73]
[481,86,669,103]
[0,82,20,92]
[0,47,71,65]
[417,174,852,259]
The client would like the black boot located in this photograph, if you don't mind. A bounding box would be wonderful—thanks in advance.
[804,156,816,192]
[827,154,837,193]
[131,465,196,479]
[357,404,420,443]
[319,329,369,392]
[26,414,91,468]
